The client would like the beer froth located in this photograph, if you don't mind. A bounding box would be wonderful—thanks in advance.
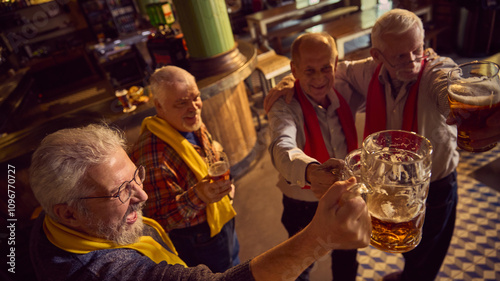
[448,80,500,106]
[208,161,230,181]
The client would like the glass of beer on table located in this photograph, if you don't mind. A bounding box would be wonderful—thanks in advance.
[344,130,433,253]
[206,151,230,182]
[115,89,136,113]
[447,61,500,152]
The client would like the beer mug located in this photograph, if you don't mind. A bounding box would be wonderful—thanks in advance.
[345,130,433,253]
[447,61,500,152]
[205,151,230,182]
[115,89,136,113]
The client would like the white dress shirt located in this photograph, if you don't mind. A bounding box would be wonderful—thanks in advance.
[268,85,350,202]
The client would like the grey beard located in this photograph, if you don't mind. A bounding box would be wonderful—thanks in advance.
[92,202,146,245]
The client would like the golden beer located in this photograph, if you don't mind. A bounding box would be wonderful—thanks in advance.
[208,161,230,182]
[447,61,500,152]
[347,131,432,254]
[366,181,428,253]
[448,90,500,152]
[370,208,425,253]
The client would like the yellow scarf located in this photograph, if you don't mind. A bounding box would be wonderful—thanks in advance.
[43,215,186,266]
[141,116,236,237]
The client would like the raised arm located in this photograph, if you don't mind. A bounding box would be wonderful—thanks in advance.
[249,178,371,280]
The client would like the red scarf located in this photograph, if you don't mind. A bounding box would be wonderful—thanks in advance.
[295,80,358,164]
[364,60,426,139]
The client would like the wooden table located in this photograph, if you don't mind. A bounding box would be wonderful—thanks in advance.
[246,0,341,46]
[317,5,387,59]
[314,3,432,59]
[266,5,359,54]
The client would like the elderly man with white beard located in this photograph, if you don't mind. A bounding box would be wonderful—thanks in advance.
[28,123,371,280]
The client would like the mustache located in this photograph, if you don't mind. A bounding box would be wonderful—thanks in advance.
[184,109,201,118]
[125,201,145,218]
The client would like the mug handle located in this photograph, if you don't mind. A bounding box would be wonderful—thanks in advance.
[341,148,373,201]
[342,182,372,202]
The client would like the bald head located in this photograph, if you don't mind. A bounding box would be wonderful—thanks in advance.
[291,32,338,67]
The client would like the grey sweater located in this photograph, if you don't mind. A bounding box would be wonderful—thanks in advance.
[30,214,254,281]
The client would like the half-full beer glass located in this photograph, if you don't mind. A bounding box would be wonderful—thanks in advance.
[447,61,500,152]
[345,130,433,253]
[206,151,230,182]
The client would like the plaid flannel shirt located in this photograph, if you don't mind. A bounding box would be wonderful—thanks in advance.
[130,123,217,231]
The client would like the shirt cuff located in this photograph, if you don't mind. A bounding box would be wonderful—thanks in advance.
[288,156,319,187]
[304,161,321,185]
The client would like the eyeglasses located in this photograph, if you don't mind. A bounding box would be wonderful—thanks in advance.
[377,49,429,69]
[79,165,145,203]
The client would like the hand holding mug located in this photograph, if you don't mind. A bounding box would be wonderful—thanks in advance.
[345,130,433,253]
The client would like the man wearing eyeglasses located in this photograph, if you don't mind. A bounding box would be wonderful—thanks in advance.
[129,66,238,273]
[29,123,372,280]
[264,9,460,281]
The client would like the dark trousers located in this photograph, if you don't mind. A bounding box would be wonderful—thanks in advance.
[282,195,359,281]
[401,171,458,281]
[168,218,240,273]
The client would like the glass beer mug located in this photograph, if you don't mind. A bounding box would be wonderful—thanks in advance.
[344,130,433,253]
[447,61,500,152]
[205,151,230,182]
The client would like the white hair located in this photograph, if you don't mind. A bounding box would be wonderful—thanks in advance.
[149,66,196,105]
[371,8,424,51]
[30,123,126,220]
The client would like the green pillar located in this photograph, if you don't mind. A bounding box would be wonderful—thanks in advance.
[172,0,235,59]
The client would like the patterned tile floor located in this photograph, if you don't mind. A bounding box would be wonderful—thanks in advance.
[356,145,500,281]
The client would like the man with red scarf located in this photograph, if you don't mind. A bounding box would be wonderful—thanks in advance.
[265,9,468,281]
[267,32,360,281]
[335,10,457,281]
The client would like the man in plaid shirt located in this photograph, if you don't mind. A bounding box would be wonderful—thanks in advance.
[130,66,239,272]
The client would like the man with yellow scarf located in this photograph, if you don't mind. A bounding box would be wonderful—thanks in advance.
[29,123,371,280]
[129,66,238,272]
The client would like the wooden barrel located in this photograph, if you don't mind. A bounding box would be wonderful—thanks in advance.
[201,80,256,167]
[198,41,257,177]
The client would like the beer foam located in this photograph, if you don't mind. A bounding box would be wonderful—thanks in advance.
[208,161,229,177]
[448,80,500,106]
[381,202,395,217]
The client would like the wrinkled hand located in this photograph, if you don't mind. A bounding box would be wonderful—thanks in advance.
[446,111,500,150]
[194,178,232,203]
[306,158,345,199]
[263,75,296,113]
[308,177,371,250]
